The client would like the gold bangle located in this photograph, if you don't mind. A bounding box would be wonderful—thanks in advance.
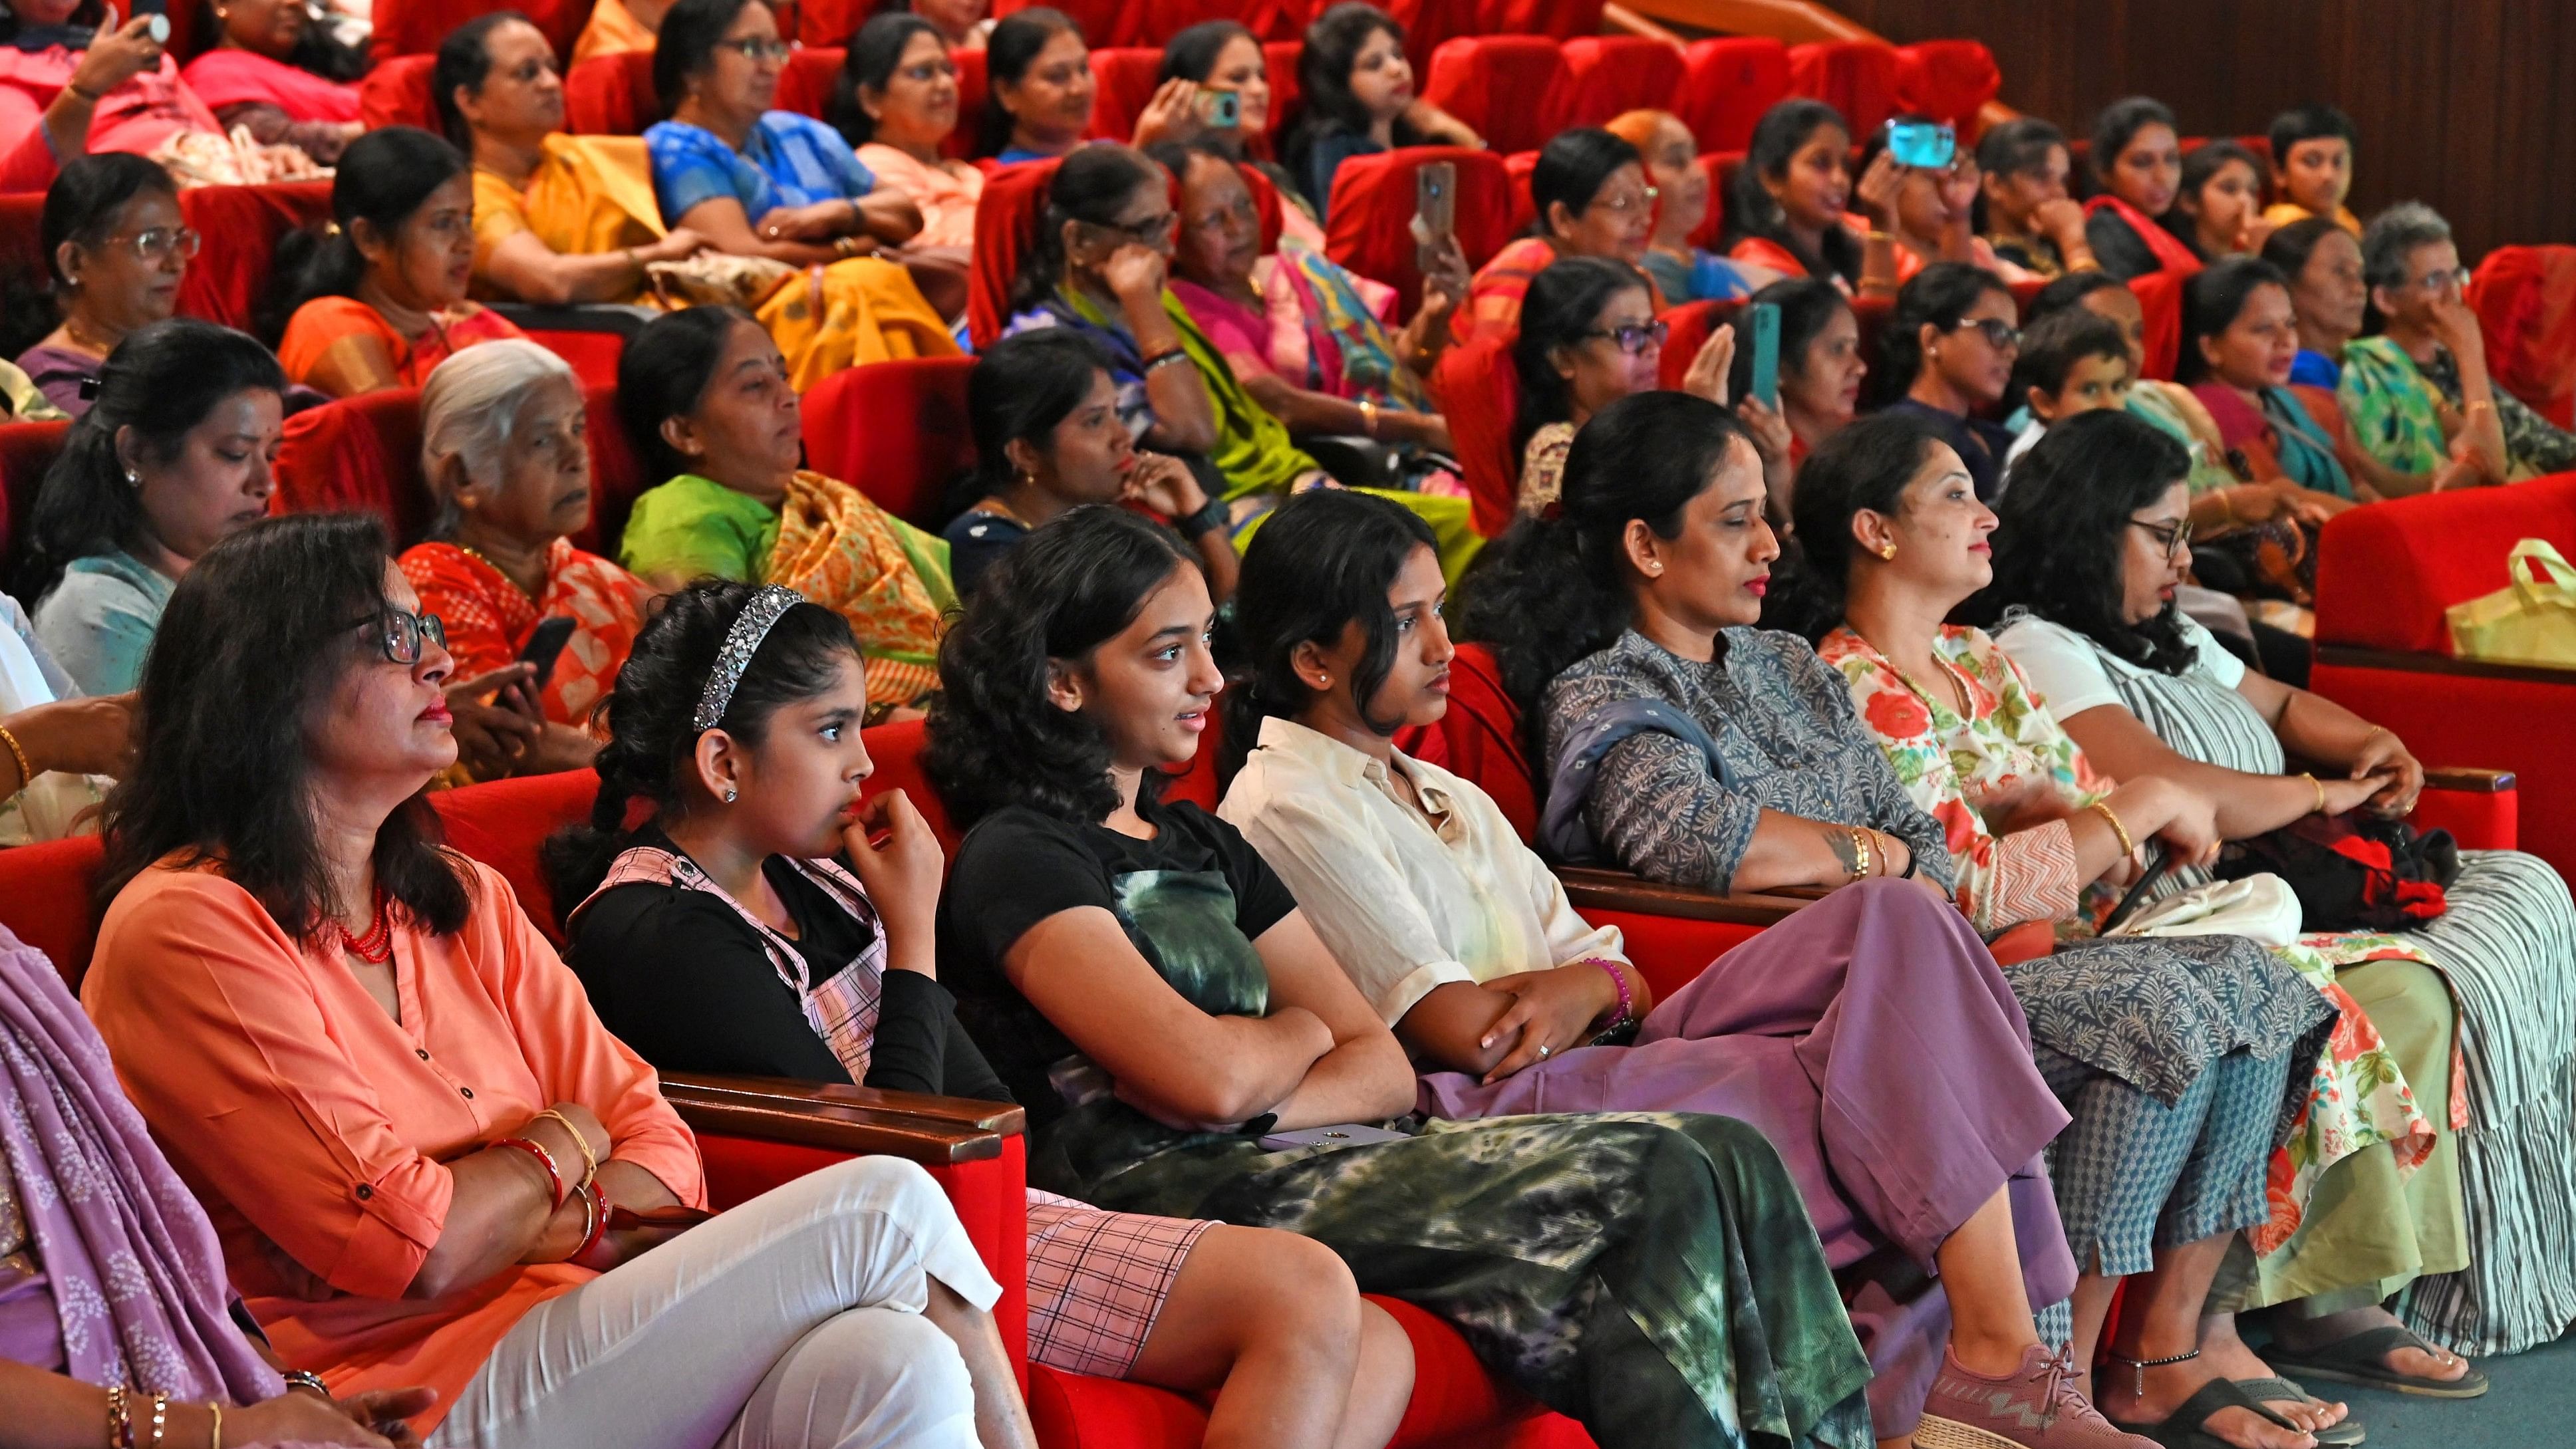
[2088,799,2135,856]
[1358,396,1379,439]
[1849,825,1873,880]
[0,723,29,789]
[535,1108,599,1188]
[2303,771,2327,813]
[208,1401,221,1449]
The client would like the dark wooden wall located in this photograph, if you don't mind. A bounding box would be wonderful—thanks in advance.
[1822,0,2576,261]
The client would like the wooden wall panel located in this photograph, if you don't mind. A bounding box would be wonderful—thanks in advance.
[1785,0,2575,259]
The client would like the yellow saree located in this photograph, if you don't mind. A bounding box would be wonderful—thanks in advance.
[768,470,956,708]
[473,134,666,306]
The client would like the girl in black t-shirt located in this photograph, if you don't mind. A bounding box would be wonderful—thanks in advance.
[547,581,1414,1449]
[924,505,1878,1449]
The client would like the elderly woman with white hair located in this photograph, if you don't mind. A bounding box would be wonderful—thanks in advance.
[399,339,650,779]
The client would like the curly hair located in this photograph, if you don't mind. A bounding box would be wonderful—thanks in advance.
[925,505,1197,827]
[97,513,471,942]
[1961,408,2198,675]
[543,582,859,913]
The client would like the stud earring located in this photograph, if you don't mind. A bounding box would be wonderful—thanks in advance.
[124,468,140,487]
[1646,561,1663,576]
[723,787,738,803]
[1880,543,1897,561]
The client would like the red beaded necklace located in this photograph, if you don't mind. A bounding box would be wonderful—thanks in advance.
[337,889,394,965]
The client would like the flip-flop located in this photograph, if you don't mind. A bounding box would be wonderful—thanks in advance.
[2263,1325,2490,1399]
[2236,1376,2364,1445]
[2108,1377,2310,1448]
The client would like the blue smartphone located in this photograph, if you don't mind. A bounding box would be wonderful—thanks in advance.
[1884,119,1955,170]
[1745,301,1781,412]
[1203,88,1240,128]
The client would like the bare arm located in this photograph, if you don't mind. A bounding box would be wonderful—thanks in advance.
[484,227,707,306]
[1727,809,1917,894]
[1245,910,1416,1129]
[673,196,842,267]
[2057,700,2382,842]
[1236,369,1449,449]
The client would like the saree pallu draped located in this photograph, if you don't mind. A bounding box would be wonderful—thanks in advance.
[473,134,667,306]
[769,470,955,709]
[757,258,960,394]
[2193,382,2354,498]
[2336,336,2451,476]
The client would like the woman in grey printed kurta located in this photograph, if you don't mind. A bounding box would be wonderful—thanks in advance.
[1461,392,2333,1449]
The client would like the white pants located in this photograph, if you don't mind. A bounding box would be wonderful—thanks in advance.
[426,1155,1003,1449]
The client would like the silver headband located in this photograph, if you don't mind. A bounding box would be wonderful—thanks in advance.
[694,586,803,731]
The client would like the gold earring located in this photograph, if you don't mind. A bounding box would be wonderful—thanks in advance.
[1880,543,1897,561]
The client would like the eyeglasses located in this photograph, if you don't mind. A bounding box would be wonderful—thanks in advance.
[897,56,958,82]
[98,226,201,261]
[2129,517,2192,561]
[2407,266,2470,293]
[1586,184,1659,216]
[1084,212,1179,247]
[1582,320,1669,355]
[715,37,791,63]
[1951,317,2020,350]
[355,607,448,665]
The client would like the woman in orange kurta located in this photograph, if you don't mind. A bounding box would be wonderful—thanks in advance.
[273,126,527,398]
[82,511,1032,1448]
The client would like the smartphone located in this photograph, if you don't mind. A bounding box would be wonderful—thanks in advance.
[1884,118,1955,170]
[517,616,578,693]
[126,0,171,41]
[1413,160,1457,275]
[1202,88,1241,129]
[1258,1123,1410,1152]
[1744,301,1781,412]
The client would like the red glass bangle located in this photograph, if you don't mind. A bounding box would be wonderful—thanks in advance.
[575,1184,610,1262]
[492,1136,566,1211]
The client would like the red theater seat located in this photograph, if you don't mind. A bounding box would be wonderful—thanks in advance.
[1419,35,1568,156]
[565,49,661,134]
[1657,297,1742,392]
[372,0,590,61]
[2469,245,2576,430]
[1677,36,1788,154]
[1324,146,1511,314]
[1686,150,1743,249]
[1786,39,1898,136]
[1383,0,1483,69]
[994,0,1126,44]
[1892,39,1999,134]
[0,184,326,336]
[1426,329,1518,539]
[360,55,440,131]
[1479,0,1604,39]
[1501,148,1536,235]
[1087,47,1167,142]
[776,45,847,120]
[1260,40,1301,147]
[801,356,979,526]
[1552,35,1684,130]
[966,156,1061,349]
[0,420,71,568]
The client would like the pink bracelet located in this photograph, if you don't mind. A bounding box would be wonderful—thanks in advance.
[1588,958,1633,1031]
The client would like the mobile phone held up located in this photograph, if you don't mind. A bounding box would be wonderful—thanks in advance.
[1413,160,1457,276]
[517,616,579,694]
[1884,118,1956,171]
[1202,88,1240,129]
[1744,301,1781,412]
[126,0,172,42]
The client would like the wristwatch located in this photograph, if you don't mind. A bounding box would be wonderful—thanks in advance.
[1174,493,1228,539]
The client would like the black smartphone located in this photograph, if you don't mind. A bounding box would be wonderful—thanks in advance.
[1413,160,1456,276]
[126,0,171,41]
[517,616,578,693]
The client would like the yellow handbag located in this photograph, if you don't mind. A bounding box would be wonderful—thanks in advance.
[2447,537,2576,669]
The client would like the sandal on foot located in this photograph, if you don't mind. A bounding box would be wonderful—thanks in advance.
[2106,1377,2308,1449]
[2235,1377,2362,1445]
[2263,1325,2489,1399]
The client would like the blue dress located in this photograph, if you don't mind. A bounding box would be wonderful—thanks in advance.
[644,110,877,227]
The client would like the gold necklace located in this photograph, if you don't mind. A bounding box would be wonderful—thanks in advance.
[456,541,539,600]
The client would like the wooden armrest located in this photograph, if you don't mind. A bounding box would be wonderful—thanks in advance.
[2315,644,2576,687]
[2424,767,2517,793]
[487,302,659,334]
[663,1073,1024,1166]
[1555,866,1816,926]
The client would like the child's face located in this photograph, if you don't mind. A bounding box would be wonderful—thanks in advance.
[2279,136,2351,215]
[2031,352,2132,422]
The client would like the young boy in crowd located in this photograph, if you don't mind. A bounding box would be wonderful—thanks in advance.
[2264,104,2362,235]
[1999,307,2134,477]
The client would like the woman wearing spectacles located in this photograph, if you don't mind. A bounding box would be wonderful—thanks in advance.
[2339,201,2573,481]
[266,126,530,399]
[834,13,982,249]
[15,153,188,416]
[1978,406,2576,1381]
[1463,128,1655,339]
[1876,261,2021,502]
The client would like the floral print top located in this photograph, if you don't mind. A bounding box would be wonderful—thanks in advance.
[1818,623,2112,934]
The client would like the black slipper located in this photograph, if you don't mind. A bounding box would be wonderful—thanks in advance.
[2264,1325,2489,1399]
[2106,1376,2309,1448]
[2236,1375,2363,1444]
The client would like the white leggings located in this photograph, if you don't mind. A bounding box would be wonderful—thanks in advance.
[425,1155,1003,1449]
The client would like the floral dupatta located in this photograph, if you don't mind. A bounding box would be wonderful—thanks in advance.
[2336,336,2450,475]
[767,470,956,709]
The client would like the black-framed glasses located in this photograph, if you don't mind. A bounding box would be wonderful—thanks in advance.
[355,608,448,665]
[1083,211,1179,247]
[100,226,200,261]
[715,36,791,62]
[1582,320,1669,355]
[1951,317,2019,350]
[2129,517,2192,561]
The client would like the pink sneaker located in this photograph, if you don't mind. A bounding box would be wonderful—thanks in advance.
[1916,1344,2160,1449]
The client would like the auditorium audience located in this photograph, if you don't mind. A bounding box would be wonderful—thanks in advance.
[82,511,1038,1449]
[272,126,529,398]
[178,0,366,164]
[1217,488,2104,1449]
[552,579,1415,1449]
[440,12,707,307]
[2343,202,2576,479]
[946,329,1237,598]
[2082,96,2196,280]
[1281,2,1478,218]
[616,306,954,716]
[399,340,637,777]
[1465,127,1655,335]
[1971,407,2576,1364]
[15,152,186,416]
[833,13,982,249]
[923,501,1880,1449]
[1157,20,1284,173]
[2265,105,2361,236]
[1875,261,2018,501]
[26,318,281,697]
[1723,98,1898,296]
[1457,391,2333,1449]
[1853,114,2004,281]
[2025,270,2241,503]
[891,0,992,52]
[1999,305,2132,472]
[0,0,223,189]
[1976,116,2096,281]
[1602,108,1776,304]
[2262,216,2366,387]
[974,7,1205,166]
[2171,140,2266,263]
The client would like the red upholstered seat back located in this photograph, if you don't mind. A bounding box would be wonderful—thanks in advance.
[2128,267,2192,382]
[2315,471,2576,656]
[360,55,440,131]
[1382,0,1483,68]
[374,0,591,61]
[966,156,1062,348]
[1088,47,1165,142]
[1678,37,1788,154]
[1786,39,1898,136]
[0,837,101,988]
[0,420,71,567]
[1260,40,1301,146]
[1393,642,1534,841]
[2469,245,2576,430]
[1480,0,1604,39]
[1324,146,1511,315]
[1501,148,1537,237]
[1686,149,1742,249]
[994,0,1125,45]
[1427,329,1519,539]
[801,356,978,526]
[1419,35,1568,157]
[1892,40,1998,132]
[178,183,336,332]
[565,49,662,134]
[1657,297,1742,392]
[855,718,964,851]
[776,46,847,120]
[1553,35,1684,130]
[428,769,603,940]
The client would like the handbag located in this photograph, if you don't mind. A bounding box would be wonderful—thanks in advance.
[2106,872,2304,948]
[2218,812,2456,932]
[2446,537,2576,669]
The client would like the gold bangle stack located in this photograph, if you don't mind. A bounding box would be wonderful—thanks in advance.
[0,722,30,789]
[1847,825,1874,880]
[536,1107,600,1190]
[2088,799,2135,856]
